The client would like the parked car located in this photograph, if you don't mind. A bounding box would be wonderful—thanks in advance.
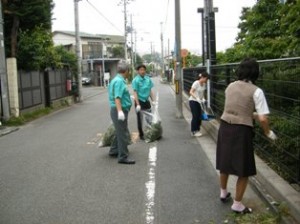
[81,76,92,85]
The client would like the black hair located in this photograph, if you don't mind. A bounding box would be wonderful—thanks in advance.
[236,58,259,83]
[198,71,209,80]
[136,64,146,71]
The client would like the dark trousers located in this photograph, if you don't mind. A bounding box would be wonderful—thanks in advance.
[189,100,202,133]
[136,100,151,138]
[109,108,130,161]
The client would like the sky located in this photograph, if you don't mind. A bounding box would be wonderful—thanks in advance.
[52,0,257,55]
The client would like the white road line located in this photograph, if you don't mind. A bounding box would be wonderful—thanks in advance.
[145,144,157,224]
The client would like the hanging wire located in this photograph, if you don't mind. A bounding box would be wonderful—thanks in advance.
[86,0,123,34]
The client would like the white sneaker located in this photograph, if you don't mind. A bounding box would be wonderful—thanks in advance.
[192,131,202,137]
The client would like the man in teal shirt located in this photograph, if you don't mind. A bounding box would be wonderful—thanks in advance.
[132,64,155,140]
[108,61,135,164]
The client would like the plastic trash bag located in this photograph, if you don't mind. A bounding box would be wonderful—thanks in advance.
[98,124,132,147]
[98,124,115,147]
[143,95,163,143]
[199,101,215,121]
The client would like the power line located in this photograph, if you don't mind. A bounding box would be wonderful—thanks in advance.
[86,0,123,34]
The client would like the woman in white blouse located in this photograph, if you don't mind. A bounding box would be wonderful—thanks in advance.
[189,72,209,137]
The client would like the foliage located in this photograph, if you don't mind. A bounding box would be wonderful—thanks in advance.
[54,45,78,75]
[226,211,279,224]
[185,53,202,67]
[221,0,300,63]
[17,27,59,70]
[2,0,54,57]
[3,99,71,126]
[135,53,144,66]
[111,45,125,58]
[3,107,52,126]
[280,0,300,56]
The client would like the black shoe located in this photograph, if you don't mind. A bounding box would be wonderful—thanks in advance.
[118,159,136,164]
[220,192,231,203]
[139,136,145,140]
[109,153,118,158]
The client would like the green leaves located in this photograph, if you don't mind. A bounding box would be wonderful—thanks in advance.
[222,0,299,63]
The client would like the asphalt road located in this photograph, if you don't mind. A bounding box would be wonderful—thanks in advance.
[0,79,233,224]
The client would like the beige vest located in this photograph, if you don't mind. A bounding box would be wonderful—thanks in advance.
[221,81,258,127]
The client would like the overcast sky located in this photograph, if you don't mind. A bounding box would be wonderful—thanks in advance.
[52,0,257,55]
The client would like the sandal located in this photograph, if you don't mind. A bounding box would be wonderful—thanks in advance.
[232,207,252,214]
[220,192,231,203]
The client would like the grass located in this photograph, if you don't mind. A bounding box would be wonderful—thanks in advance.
[3,107,53,126]
[225,211,280,224]
[3,100,71,126]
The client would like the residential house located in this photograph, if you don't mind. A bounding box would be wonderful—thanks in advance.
[52,31,125,85]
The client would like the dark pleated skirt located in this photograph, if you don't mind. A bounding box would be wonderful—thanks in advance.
[216,120,256,177]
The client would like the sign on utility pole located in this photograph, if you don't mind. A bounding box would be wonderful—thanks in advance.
[74,0,83,102]
[174,0,183,118]
[0,1,10,121]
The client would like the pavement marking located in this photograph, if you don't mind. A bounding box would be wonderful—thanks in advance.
[145,143,157,224]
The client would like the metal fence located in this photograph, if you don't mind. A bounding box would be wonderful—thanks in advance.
[183,57,300,185]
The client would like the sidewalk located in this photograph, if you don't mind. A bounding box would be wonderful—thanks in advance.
[168,82,300,223]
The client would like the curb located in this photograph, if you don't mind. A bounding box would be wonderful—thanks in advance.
[175,86,300,223]
[0,126,19,137]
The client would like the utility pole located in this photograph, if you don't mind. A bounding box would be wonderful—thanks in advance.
[134,30,137,64]
[0,1,10,121]
[124,0,128,61]
[130,14,134,73]
[118,0,134,62]
[160,22,164,78]
[174,0,183,118]
[102,41,105,86]
[74,0,82,102]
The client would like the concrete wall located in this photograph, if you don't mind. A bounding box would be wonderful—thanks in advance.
[6,58,19,117]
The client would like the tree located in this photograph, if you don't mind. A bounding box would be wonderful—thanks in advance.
[111,45,125,58]
[2,0,54,57]
[135,53,143,66]
[54,45,78,74]
[17,27,58,70]
[223,0,300,62]
[185,53,202,67]
[280,0,300,56]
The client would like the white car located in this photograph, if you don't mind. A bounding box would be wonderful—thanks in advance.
[81,77,92,85]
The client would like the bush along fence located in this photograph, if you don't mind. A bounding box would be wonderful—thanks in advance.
[183,57,300,187]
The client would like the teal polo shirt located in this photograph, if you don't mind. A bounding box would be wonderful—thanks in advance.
[132,74,154,102]
[108,74,132,111]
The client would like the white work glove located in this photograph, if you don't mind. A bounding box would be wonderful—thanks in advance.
[151,101,157,106]
[201,98,206,103]
[267,130,277,141]
[118,111,125,121]
[136,105,141,113]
